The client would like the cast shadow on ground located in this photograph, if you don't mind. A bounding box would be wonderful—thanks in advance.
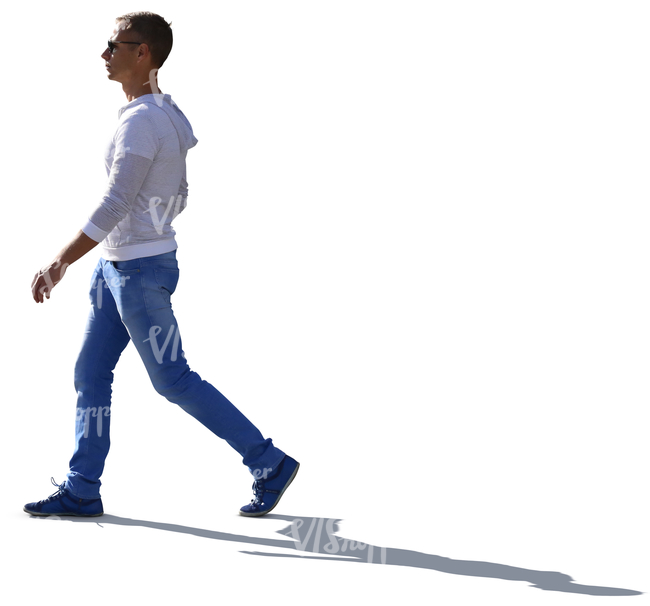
[38,513,642,596]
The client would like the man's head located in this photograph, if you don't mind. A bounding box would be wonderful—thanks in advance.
[113,12,173,69]
[101,12,172,95]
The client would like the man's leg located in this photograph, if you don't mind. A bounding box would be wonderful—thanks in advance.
[66,258,131,499]
[104,251,286,480]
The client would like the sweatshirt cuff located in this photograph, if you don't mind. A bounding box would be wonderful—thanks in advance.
[81,219,110,243]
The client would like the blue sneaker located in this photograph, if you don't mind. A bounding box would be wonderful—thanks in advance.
[23,478,103,517]
[240,456,299,517]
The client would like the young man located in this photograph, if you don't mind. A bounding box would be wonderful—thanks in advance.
[25,12,298,518]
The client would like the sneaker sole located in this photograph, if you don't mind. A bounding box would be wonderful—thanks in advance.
[239,461,300,517]
[23,507,104,517]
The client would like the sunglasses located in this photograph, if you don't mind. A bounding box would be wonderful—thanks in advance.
[107,39,142,53]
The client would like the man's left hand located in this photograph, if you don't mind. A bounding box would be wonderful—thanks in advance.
[31,260,69,303]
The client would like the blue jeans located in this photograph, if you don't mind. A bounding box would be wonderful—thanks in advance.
[66,250,285,499]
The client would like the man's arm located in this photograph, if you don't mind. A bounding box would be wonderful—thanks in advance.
[31,230,100,303]
[32,110,158,304]
[32,151,154,304]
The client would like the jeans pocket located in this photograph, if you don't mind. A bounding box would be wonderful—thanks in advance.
[154,268,180,298]
[111,261,141,274]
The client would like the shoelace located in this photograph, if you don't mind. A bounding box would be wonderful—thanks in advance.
[40,477,66,504]
[249,478,280,507]
[250,479,265,505]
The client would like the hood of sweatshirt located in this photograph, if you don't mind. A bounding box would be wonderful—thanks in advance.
[119,93,199,152]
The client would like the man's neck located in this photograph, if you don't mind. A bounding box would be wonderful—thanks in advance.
[122,74,162,103]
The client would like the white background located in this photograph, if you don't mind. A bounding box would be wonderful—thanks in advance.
[2,1,648,604]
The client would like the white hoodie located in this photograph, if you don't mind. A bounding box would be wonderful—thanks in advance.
[82,93,199,261]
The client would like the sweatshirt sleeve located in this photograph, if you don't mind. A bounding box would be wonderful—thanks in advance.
[174,174,189,217]
[82,152,154,242]
[82,109,160,242]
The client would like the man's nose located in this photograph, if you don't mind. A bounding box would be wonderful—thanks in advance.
[101,47,111,61]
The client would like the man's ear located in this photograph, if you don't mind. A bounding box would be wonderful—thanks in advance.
[137,43,150,63]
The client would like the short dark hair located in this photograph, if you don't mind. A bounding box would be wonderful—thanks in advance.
[116,12,173,68]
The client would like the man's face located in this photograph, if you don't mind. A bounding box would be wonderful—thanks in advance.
[101,22,141,82]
